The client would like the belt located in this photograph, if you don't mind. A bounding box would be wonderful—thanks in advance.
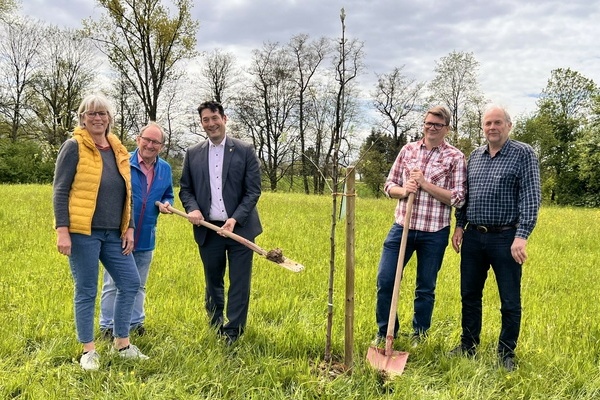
[467,223,516,233]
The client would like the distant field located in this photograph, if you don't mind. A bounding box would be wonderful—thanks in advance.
[1,184,599,399]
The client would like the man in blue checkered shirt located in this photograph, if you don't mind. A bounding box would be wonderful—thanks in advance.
[449,105,541,372]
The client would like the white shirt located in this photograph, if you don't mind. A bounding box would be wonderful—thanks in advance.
[208,137,228,221]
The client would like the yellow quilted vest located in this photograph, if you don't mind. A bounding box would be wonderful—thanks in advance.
[68,127,132,236]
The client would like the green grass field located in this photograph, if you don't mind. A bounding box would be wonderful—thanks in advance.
[1,184,599,399]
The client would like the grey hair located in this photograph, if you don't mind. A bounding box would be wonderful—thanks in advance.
[139,121,166,143]
[483,104,512,125]
[77,93,115,135]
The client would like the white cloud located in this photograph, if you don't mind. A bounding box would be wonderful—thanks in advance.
[20,0,600,119]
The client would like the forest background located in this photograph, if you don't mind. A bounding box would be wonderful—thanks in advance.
[1,0,600,206]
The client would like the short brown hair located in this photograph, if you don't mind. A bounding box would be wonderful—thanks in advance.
[425,105,451,126]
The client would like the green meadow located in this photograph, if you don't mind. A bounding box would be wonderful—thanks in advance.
[1,184,599,399]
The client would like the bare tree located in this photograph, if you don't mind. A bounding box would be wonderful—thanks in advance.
[232,42,299,191]
[304,83,337,194]
[199,49,238,105]
[288,34,331,194]
[0,17,43,141]
[29,26,96,147]
[157,76,198,157]
[111,71,145,141]
[371,66,424,149]
[82,0,198,121]
[427,50,483,144]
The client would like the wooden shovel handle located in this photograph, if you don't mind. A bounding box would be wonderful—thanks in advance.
[156,201,268,256]
[385,192,415,356]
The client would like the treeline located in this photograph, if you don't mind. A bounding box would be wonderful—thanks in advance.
[0,1,598,206]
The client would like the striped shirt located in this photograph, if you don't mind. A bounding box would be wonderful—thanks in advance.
[385,139,467,232]
[455,139,541,239]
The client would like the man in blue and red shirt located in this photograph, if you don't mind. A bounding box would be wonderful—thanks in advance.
[100,122,174,338]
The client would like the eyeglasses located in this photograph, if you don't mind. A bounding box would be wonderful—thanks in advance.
[139,136,163,146]
[84,111,108,118]
[423,122,447,130]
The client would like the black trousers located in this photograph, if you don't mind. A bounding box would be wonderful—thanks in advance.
[460,227,521,357]
[198,229,254,339]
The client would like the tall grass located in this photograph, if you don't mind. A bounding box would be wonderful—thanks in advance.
[1,184,599,399]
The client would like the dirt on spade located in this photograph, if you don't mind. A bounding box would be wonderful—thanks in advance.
[266,248,285,263]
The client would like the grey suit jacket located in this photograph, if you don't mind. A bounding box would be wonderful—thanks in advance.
[179,136,262,246]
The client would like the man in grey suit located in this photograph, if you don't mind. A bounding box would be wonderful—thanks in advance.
[179,100,262,345]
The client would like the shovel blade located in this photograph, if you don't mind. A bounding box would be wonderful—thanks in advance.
[278,257,304,272]
[366,346,409,377]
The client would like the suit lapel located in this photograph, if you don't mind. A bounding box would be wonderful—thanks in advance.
[199,141,211,189]
[222,138,235,185]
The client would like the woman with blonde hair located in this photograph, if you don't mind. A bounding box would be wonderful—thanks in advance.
[53,93,148,370]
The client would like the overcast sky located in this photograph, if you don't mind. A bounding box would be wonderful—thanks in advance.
[20,0,600,119]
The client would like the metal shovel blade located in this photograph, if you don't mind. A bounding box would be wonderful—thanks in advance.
[366,346,409,377]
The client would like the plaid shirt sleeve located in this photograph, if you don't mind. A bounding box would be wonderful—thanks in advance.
[384,146,407,195]
[516,144,541,239]
[449,152,467,208]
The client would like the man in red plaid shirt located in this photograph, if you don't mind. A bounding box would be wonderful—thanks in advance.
[373,105,467,347]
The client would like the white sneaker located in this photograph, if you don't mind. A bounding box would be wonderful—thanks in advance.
[116,344,149,360]
[80,350,100,371]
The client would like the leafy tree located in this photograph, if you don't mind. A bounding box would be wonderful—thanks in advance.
[427,50,483,148]
[512,114,557,201]
[573,95,600,206]
[83,0,198,122]
[0,139,54,183]
[537,68,597,204]
[356,129,397,197]
[0,0,16,20]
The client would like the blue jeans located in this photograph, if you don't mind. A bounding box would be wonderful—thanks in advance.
[100,250,153,330]
[68,229,140,342]
[376,223,449,338]
[459,227,521,357]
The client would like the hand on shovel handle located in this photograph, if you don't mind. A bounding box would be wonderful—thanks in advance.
[156,202,304,272]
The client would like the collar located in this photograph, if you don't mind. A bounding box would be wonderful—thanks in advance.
[417,138,446,151]
[209,135,227,148]
[137,151,156,167]
[485,138,511,155]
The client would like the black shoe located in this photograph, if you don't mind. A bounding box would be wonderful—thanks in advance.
[500,355,516,372]
[131,324,146,336]
[100,328,113,340]
[448,344,476,358]
[220,333,238,346]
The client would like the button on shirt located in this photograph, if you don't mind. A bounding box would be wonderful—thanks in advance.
[455,139,541,239]
[208,138,228,222]
[385,139,466,232]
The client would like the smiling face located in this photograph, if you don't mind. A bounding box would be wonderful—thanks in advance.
[136,124,164,164]
[200,108,227,144]
[422,113,449,146]
[77,94,114,137]
[82,110,110,137]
